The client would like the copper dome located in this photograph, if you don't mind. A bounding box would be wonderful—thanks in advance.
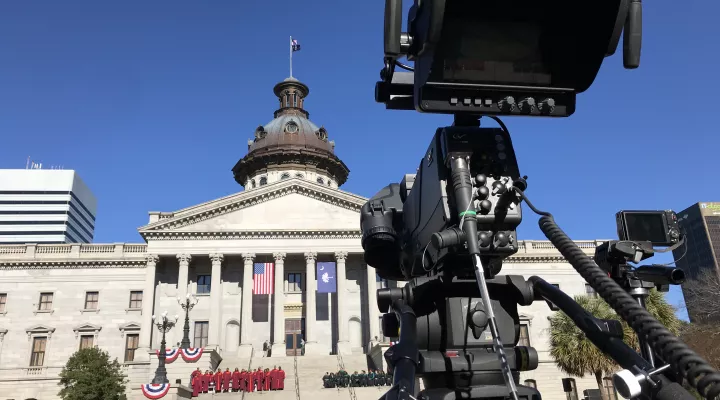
[232,77,349,187]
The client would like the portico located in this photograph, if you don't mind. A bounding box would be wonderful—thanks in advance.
[137,246,379,357]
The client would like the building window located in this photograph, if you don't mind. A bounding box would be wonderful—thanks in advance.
[30,337,47,366]
[251,179,256,188]
[287,273,302,292]
[295,173,304,179]
[125,334,139,362]
[281,173,291,180]
[38,293,53,311]
[194,322,209,348]
[292,94,298,107]
[259,177,268,186]
[317,177,324,185]
[524,379,537,389]
[84,291,99,310]
[562,378,579,400]
[602,377,618,400]
[129,291,143,309]
[79,335,94,350]
[197,275,211,294]
[519,324,530,347]
[585,284,597,297]
[0,293,6,312]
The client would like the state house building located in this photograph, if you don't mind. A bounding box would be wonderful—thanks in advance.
[0,77,615,400]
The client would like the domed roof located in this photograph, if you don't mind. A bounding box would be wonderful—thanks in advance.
[232,77,349,187]
[248,113,334,154]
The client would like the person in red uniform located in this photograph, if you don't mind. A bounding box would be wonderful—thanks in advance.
[268,366,277,390]
[238,369,246,392]
[232,368,241,392]
[262,368,270,391]
[191,368,202,397]
[202,370,212,393]
[255,367,264,391]
[277,366,286,390]
[213,369,223,392]
[222,368,231,392]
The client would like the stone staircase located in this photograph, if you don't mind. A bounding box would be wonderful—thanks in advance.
[188,354,383,400]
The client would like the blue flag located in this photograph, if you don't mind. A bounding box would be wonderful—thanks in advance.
[316,262,336,293]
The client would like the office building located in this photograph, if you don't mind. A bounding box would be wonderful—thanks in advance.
[0,169,97,244]
[674,202,720,322]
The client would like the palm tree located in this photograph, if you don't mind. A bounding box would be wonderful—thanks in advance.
[549,290,680,399]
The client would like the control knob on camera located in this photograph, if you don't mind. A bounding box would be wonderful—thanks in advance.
[518,98,536,114]
[498,96,515,112]
[538,98,556,115]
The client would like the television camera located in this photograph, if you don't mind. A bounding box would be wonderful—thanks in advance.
[361,1,720,399]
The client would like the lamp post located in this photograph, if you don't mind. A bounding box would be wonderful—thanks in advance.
[152,311,178,384]
[177,293,198,349]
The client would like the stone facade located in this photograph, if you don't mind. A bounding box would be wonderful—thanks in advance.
[0,180,609,399]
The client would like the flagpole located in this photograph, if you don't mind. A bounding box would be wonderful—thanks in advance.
[289,36,293,78]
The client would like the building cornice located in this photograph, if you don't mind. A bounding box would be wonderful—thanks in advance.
[0,260,145,270]
[139,180,367,235]
[142,229,363,241]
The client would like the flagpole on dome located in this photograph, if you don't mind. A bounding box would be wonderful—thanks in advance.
[289,36,293,78]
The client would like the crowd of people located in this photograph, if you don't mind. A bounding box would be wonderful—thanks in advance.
[189,366,286,397]
[322,369,393,388]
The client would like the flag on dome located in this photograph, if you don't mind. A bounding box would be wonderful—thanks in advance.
[292,39,301,52]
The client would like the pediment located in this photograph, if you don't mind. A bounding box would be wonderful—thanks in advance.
[119,322,141,332]
[139,179,368,236]
[74,323,102,333]
[26,324,55,335]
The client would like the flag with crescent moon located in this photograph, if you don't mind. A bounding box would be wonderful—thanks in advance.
[316,262,336,293]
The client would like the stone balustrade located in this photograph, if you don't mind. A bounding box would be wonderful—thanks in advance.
[0,243,147,260]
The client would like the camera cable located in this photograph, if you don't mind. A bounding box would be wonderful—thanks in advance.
[512,186,720,399]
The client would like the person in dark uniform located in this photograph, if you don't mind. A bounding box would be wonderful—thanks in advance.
[322,372,331,388]
[360,370,368,387]
[375,370,385,386]
[328,372,337,388]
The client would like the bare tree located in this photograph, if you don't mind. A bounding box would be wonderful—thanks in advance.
[681,268,720,323]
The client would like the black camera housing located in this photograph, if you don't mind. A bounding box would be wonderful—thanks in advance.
[378,0,640,117]
[615,210,680,247]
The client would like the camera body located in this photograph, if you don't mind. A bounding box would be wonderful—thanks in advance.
[361,125,523,281]
[615,210,680,247]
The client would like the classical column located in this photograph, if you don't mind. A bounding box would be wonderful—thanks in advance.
[207,253,224,351]
[270,252,286,357]
[176,254,192,299]
[303,252,319,355]
[176,254,192,345]
[238,253,255,357]
[366,264,380,349]
[139,254,159,357]
[335,251,351,355]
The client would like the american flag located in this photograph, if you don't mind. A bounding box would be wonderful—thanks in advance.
[253,263,274,294]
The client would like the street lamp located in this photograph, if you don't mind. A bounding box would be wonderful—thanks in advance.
[152,311,179,384]
[177,293,199,349]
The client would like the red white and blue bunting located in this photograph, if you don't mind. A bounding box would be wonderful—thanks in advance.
[155,348,180,363]
[180,347,203,362]
[141,383,170,399]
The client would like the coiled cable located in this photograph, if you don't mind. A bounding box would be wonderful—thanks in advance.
[513,186,720,399]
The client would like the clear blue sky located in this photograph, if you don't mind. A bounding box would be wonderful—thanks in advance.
[1,1,717,319]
